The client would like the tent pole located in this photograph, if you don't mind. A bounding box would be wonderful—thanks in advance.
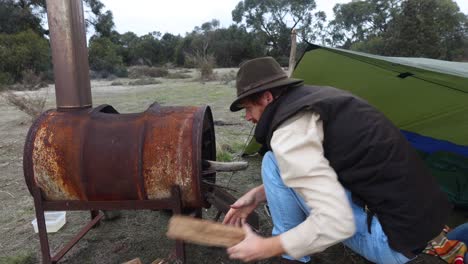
[287,29,297,77]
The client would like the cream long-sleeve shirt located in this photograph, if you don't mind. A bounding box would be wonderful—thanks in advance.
[270,111,356,259]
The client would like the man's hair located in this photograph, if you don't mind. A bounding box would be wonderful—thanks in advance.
[242,85,289,105]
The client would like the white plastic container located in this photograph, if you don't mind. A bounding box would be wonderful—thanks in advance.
[31,211,66,233]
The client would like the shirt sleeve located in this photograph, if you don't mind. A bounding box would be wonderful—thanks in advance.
[270,111,356,259]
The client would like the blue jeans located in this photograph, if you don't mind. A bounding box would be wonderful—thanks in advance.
[447,222,468,245]
[447,223,468,263]
[261,151,412,264]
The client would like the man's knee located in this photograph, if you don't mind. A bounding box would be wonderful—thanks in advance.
[262,151,275,164]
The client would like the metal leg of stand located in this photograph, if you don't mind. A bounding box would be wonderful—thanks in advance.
[90,210,100,227]
[33,188,52,264]
[171,186,186,264]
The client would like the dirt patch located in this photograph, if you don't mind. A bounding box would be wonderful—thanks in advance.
[0,72,451,264]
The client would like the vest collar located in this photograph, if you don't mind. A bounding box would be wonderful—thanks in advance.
[254,90,289,155]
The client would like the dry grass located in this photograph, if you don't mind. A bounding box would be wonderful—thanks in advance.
[217,69,236,85]
[1,89,47,120]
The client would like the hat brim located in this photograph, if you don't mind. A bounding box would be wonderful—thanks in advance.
[229,78,303,112]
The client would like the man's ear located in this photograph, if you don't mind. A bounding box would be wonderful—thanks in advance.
[263,91,274,104]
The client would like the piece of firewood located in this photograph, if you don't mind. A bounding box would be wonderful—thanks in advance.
[122,258,142,264]
[166,215,245,248]
[204,160,248,172]
[151,259,168,264]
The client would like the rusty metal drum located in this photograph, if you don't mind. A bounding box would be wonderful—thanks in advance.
[23,103,216,208]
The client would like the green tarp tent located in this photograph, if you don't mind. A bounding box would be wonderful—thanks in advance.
[292,44,468,208]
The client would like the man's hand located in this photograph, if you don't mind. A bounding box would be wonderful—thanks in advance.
[227,221,284,262]
[223,185,266,227]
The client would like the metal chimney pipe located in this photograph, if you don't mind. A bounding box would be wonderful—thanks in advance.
[46,0,92,109]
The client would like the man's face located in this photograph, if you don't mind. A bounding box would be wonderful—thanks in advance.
[240,91,272,124]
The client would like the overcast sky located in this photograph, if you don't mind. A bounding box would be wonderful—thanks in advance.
[98,0,468,37]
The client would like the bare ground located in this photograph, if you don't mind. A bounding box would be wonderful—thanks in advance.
[0,69,457,264]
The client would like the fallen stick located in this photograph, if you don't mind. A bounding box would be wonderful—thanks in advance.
[122,258,142,264]
[166,215,245,248]
[204,160,248,172]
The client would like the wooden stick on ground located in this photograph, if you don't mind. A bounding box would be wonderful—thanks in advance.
[204,160,248,172]
[166,215,245,248]
[122,258,142,264]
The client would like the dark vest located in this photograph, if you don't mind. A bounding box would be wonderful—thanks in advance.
[255,85,451,256]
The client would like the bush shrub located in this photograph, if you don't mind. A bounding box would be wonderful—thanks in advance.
[218,70,236,85]
[165,72,191,79]
[110,81,124,86]
[1,90,47,120]
[128,66,169,79]
[20,70,47,90]
[88,37,128,78]
[185,53,216,81]
[128,78,161,86]
[0,72,14,86]
[0,30,50,85]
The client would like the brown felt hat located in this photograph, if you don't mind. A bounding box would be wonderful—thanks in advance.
[230,57,303,112]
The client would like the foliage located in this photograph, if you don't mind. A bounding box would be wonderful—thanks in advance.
[128,66,168,79]
[88,36,127,77]
[328,0,468,61]
[185,53,216,81]
[210,25,265,67]
[176,20,219,68]
[0,0,118,86]
[216,142,247,161]
[381,0,468,60]
[0,0,46,36]
[93,10,115,38]
[0,72,13,86]
[174,35,194,67]
[0,0,108,37]
[2,0,467,89]
[160,33,182,64]
[175,23,264,67]
[327,0,401,48]
[0,29,50,84]
[216,149,234,162]
[84,0,119,39]
[128,32,164,66]
[232,0,326,61]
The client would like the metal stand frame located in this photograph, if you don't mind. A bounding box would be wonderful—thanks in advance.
[32,185,189,264]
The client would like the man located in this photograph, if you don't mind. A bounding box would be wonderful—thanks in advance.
[223,57,451,263]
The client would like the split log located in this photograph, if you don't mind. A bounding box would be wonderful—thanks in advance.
[204,160,248,172]
[166,215,245,248]
[122,258,142,264]
[151,259,168,264]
